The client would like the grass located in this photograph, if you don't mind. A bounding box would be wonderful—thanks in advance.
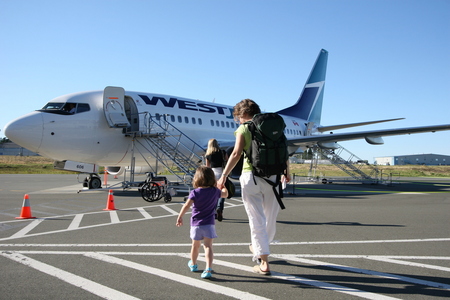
[0,156,76,174]
[1,156,450,177]
[290,163,450,178]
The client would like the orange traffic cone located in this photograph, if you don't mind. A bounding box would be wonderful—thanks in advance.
[16,194,36,219]
[103,189,117,211]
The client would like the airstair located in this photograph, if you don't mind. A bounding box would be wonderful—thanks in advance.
[124,113,205,189]
[309,144,380,184]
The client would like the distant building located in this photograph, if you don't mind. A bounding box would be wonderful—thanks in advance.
[374,154,450,166]
[0,142,39,156]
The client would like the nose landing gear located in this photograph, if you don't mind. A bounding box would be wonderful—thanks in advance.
[82,174,102,189]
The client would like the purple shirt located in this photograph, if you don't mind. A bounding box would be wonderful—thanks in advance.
[189,187,221,226]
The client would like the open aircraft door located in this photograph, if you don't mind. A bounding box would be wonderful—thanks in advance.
[103,86,131,128]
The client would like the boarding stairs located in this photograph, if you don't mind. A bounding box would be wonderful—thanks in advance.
[313,144,380,184]
[125,113,205,185]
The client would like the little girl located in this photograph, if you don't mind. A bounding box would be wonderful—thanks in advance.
[176,166,228,279]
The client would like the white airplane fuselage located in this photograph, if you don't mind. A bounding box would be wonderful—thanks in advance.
[4,89,305,168]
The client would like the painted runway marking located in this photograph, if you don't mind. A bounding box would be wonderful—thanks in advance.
[274,255,450,290]
[3,250,450,299]
[67,214,83,230]
[208,256,401,300]
[86,252,270,300]
[9,219,43,238]
[367,256,450,272]
[2,237,450,247]
[1,252,140,300]
[0,201,244,241]
[137,207,152,219]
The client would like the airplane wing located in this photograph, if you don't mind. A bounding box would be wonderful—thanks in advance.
[289,124,450,148]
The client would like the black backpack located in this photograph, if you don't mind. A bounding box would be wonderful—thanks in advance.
[244,113,288,209]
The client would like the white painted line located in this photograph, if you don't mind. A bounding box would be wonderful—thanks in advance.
[67,214,83,230]
[274,237,450,245]
[160,205,179,215]
[367,256,450,272]
[1,252,139,300]
[137,207,152,219]
[85,252,270,300]
[2,243,450,253]
[109,211,120,223]
[10,219,43,238]
[0,213,178,241]
[280,254,450,260]
[209,257,401,300]
[276,255,450,291]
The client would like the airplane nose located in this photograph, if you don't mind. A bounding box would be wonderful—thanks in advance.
[3,112,44,153]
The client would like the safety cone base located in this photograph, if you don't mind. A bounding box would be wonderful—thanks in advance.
[103,207,118,211]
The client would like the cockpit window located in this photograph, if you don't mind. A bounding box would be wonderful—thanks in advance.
[39,102,90,114]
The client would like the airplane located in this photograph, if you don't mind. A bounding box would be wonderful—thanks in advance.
[4,49,450,190]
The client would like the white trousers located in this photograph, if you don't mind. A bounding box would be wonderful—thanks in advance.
[240,172,280,257]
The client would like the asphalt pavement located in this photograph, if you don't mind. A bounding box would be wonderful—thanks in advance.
[0,174,449,299]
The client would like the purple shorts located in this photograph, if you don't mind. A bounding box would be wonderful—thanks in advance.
[190,224,218,240]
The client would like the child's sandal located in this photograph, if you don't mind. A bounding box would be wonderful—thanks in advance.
[188,260,198,272]
[201,267,212,279]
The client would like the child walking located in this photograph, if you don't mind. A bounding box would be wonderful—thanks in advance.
[176,166,228,279]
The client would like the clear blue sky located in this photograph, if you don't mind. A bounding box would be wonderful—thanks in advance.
[1,0,449,162]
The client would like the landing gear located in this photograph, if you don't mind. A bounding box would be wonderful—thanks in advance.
[82,174,102,189]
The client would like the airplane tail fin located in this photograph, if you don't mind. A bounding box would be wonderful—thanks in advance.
[276,49,328,124]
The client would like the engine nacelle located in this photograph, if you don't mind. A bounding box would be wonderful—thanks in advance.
[318,141,339,149]
[105,166,154,176]
[105,166,125,176]
[365,136,384,145]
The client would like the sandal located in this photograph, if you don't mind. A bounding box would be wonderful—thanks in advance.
[201,268,213,279]
[188,260,198,272]
[253,265,271,275]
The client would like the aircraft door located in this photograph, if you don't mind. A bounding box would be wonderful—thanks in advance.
[103,86,131,128]
[124,96,140,132]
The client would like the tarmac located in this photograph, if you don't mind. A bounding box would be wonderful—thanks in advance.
[0,174,449,299]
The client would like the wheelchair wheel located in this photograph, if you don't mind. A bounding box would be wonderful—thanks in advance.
[140,182,161,202]
[164,193,172,203]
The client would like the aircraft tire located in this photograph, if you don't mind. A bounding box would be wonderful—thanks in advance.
[88,176,102,189]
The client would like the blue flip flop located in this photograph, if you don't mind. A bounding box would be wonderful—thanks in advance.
[188,260,198,272]
[201,268,212,279]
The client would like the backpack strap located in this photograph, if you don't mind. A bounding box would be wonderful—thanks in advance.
[262,174,285,210]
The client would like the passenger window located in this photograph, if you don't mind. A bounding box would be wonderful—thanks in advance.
[216,120,220,127]
[192,117,196,124]
[199,118,202,125]
[210,120,214,126]
[178,116,182,123]
[185,116,189,123]
[170,115,175,122]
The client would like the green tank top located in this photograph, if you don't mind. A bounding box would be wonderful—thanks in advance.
[235,124,253,173]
